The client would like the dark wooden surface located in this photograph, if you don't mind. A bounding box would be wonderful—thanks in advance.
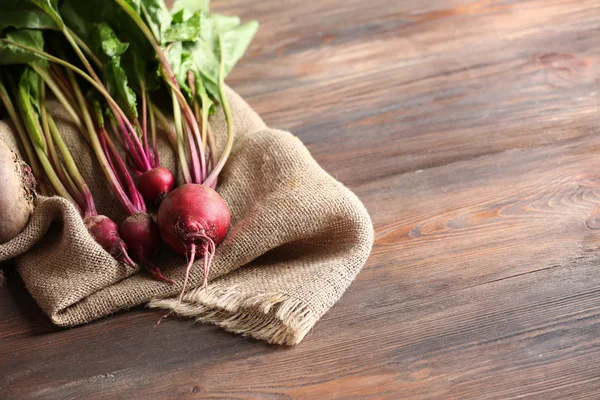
[3,0,600,398]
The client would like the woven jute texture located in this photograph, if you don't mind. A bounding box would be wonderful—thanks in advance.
[0,88,373,345]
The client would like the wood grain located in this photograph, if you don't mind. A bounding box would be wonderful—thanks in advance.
[3,0,600,398]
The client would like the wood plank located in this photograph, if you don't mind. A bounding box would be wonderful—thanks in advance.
[224,0,600,186]
[2,0,600,398]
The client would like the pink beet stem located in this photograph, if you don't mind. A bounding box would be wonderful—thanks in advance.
[140,79,153,167]
[183,117,201,183]
[148,97,160,168]
[98,125,119,186]
[164,75,206,183]
[92,100,144,212]
[150,102,177,150]
[109,119,127,150]
[115,112,147,172]
[101,127,146,213]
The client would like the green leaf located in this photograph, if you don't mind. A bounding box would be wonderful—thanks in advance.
[60,0,148,50]
[165,41,183,77]
[185,12,219,95]
[140,0,172,44]
[61,0,115,28]
[182,12,258,103]
[74,22,138,118]
[60,0,144,113]
[95,23,130,57]
[61,0,159,90]
[73,22,138,118]
[212,14,240,32]
[163,10,201,43]
[220,20,258,75]
[0,0,56,32]
[0,29,46,65]
[171,0,210,14]
[29,0,63,29]
[166,41,192,98]
[105,57,138,119]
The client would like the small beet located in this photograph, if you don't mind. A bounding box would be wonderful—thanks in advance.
[120,212,174,284]
[84,215,134,267]
[138,167,176,206]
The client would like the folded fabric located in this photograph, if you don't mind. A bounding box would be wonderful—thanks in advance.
[0,88,373,345]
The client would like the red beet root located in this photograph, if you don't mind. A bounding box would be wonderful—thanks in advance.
[84,215,135,267]
[138,167,176,206]
[157,184,230,290]
[120,212,175,284]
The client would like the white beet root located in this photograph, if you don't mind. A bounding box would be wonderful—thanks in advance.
[0,139,36,244]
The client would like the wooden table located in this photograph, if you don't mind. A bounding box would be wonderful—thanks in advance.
[2,0,600,398]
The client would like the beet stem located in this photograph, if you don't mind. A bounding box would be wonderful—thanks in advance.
[100,125,146,213]
[108,119,127,150]
[164,76,205,183]
[140,79,152,166]
[14,72,78,210]
[48,67,81,118]
[115,113,147,172]
[188,72,205,152]
[66,67,138,215]
[66,27,103,68]
[0,73,45,194]
[56,22,152,172]
[114,0,205,179]
[4,39,152,172]
[40,82,85,208]
[203,34,234,188]
[148,97,160,168]
[32,64,85,134]
[150,103,177,149]
[172,89,192,184]
[47,113,97,217]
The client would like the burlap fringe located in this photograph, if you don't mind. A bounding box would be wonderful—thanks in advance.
[149,285,318,345]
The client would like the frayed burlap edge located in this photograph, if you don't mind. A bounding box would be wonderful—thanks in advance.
[149,285,317,345]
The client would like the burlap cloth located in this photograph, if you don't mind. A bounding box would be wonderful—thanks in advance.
[0,87,373,345]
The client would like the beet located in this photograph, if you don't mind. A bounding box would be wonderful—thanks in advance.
[84,214,135,267]
[138,167,176,206]
[120,212,175,284]
[0,140,36,244]
[157,184,230,289]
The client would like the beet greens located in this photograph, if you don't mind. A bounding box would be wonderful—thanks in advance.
[0,0,258,287]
